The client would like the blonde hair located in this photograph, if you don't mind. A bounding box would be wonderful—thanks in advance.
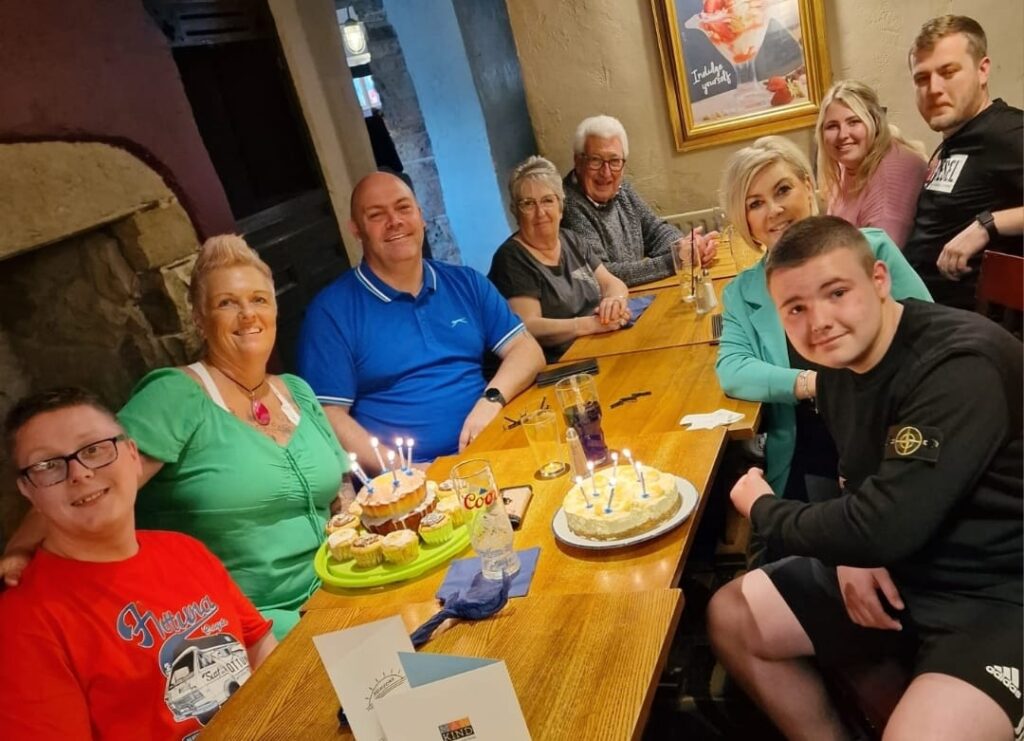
[909,14,988,67]
[719,136,818,249]
[189,234,274,321]
[508,156,564,214]
[815,80,927,200]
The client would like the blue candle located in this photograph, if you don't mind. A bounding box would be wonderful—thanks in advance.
[575,475,592,509]
[406,438,415,473]
[587,460,599,498]
[638,463,648,499]
[386,451,399,487]
[394,437,405,470]
[605,483,616,514]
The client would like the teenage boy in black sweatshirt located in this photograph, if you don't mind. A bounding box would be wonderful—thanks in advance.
[708,216,1022,741]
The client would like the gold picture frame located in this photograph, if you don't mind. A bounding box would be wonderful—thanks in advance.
[651,0,831,152]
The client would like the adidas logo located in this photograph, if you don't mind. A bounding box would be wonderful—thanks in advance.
[985,664,1021,699]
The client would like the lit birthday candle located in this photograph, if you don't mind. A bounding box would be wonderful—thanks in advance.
[370,437,387,472]
[405,439,415,472]
[622,448,634,467]
[347,453,374,493]
[575,475,592,509]
[394,437,405,470]
[587,460,599,498]
[605,481,616,514]
[386,451,399,487]
[610,452,619,486]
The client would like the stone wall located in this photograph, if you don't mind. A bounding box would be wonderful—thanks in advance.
[0,143,202,540]
[347,0,460,263]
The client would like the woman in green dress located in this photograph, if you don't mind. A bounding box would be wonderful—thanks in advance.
[116,235,348,639]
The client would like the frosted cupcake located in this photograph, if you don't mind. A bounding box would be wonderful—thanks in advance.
[436,497,467,527]
[327,528,357,561]
[351,533,384,567]
[382,530,420,565]
[325,512,359,536]
[418,511,453,545]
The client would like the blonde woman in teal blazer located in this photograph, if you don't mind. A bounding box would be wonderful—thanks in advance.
[715,137,932,497]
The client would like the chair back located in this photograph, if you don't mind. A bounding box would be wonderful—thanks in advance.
[662,206,720,236]
[976,250,1024,311]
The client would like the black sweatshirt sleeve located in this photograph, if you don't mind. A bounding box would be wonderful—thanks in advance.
[750,355,1011,566]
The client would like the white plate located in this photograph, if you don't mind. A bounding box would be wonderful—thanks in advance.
[551,475,700,550]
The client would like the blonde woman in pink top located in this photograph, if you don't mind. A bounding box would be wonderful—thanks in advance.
[815,80,928,247]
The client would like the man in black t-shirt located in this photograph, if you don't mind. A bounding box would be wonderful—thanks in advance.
[707,217,1022,740]
[903,15,1023,309]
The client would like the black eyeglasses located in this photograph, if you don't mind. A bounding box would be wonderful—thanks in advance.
[19,434,126,487]
[580,155,626,172]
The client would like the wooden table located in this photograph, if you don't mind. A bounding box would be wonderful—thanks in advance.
[562,279,727,361]
[304,429,726,611]
[628,250,739,293]
[468,343,760,455]
[202,590,683,741]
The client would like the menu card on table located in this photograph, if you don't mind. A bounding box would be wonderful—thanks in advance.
[313,616,530,740]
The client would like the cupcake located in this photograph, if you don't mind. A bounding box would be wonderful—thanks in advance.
[324,512,359,536]
[382,530,420,565]
[327,528,357,561]
[351,533,384,567]
[418,511,453,545]
[437,497,467,527]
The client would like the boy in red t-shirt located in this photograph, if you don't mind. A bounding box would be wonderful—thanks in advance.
[0,388,277,739]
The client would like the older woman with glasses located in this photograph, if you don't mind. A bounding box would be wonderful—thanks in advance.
[488,155,631,362]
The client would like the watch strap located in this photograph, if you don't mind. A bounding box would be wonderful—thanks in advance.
[975,210,998,240]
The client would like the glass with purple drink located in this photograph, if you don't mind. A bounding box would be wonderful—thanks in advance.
[554,373,609,464]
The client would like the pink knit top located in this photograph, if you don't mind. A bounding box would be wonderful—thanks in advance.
[826,143,928,248]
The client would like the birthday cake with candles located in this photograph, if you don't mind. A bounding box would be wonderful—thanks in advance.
[563,463,680,541]
[356,468,437,535]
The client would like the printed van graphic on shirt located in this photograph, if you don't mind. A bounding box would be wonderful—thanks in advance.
[924,153,968,194]
[117,596,251,728]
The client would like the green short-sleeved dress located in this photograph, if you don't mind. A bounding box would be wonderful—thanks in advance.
[118,367,348,639]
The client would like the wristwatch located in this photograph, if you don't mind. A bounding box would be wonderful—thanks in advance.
[482,387,507,406]
[975,210,999,240]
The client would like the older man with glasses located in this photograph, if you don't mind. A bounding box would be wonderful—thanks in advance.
[562,114,717,287]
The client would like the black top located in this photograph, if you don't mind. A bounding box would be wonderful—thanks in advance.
[903,99,1024,309]
[488,228,602,361]
[752,299,1023,606]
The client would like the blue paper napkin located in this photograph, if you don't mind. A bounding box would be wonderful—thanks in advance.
[436,546,540,601]
[624,295,656,328]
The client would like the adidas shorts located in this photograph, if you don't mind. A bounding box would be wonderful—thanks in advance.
[763,556,1024,732]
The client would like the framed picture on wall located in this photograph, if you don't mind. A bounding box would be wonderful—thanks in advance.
[651,0,831,152]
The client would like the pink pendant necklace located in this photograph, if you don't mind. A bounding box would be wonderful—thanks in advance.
[217,368,271,426]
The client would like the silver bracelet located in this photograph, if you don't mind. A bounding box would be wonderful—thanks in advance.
[797,370,811,400]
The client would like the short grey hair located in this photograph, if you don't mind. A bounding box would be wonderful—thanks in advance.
[719,136,818,249]
[508,155,564,211]
[573,115,629,158]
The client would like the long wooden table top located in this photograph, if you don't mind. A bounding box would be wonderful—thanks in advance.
[304,429,726,611]
[468,342,760,455]
[562,279,727,361]
[202,589,684,741]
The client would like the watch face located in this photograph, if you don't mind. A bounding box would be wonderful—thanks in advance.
[484,388,504,404]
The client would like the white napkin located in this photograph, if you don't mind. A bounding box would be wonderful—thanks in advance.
[680,409,745,430]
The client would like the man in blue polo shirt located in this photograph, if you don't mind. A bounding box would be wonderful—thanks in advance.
[298,172,545,470]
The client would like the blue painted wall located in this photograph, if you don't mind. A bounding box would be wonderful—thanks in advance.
[384,0,513,274]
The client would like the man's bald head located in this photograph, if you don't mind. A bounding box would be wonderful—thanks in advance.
[350,171,416,215]
[348,172,426,271]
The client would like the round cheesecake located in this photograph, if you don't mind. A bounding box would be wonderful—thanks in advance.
[563,464,681,541]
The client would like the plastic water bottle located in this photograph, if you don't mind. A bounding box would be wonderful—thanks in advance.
[452,459,520,580]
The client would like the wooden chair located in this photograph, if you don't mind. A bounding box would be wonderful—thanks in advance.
[662,206,720,236]
[976,250,1024,335]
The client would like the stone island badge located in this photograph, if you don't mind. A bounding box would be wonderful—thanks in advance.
[885,425,942,463]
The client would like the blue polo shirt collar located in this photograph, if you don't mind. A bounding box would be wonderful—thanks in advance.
[355,260,438,303]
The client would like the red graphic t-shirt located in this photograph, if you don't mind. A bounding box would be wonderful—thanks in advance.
[0,530,272,740]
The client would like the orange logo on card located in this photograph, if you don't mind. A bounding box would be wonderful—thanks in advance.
[438,716,476,740]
